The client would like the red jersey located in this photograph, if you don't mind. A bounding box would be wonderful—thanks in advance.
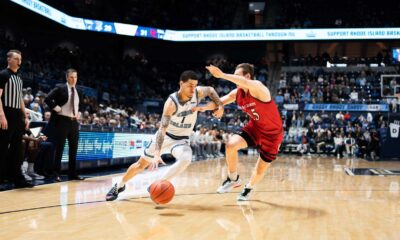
[236,88,283,135]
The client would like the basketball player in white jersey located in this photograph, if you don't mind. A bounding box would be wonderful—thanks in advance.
[106,70,223,201]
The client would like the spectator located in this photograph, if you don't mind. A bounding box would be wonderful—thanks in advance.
[336,111,344,121]
[315,131,326,154]
[334,133,345,158]
[21,113,46,181]
[368,131,380,160]
[343,111,351,121]
[44,111,51,122]
[344,133,356,156]
[296,131,309,155]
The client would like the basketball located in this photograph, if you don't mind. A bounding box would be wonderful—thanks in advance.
[149,180,175,204]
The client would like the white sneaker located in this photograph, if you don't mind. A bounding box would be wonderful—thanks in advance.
[237,187,252,201]
[27,171,45,180]
[217,176,242,193]
[22,172,32,181]
[21,164,32,181]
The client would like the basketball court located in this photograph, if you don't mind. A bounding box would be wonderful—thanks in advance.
[1,155,399,239]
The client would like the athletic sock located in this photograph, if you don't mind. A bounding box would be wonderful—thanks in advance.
[117,181,125,189]
[228,172,238,181]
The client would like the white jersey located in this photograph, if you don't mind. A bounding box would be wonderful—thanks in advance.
[166,89,199,138]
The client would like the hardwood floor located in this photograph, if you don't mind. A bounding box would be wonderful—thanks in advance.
[0,155,399,240]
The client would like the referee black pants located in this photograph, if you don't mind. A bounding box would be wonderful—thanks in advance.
[54,115,79,176]
[0,107,25,183]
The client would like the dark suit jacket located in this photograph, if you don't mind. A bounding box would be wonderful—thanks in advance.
[44,83,82,123]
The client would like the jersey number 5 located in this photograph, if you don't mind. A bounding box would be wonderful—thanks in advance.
[248,109,260,121]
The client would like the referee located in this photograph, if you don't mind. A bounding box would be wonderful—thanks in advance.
[0,50,33,189]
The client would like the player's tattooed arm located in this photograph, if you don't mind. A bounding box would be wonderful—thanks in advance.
[195,86,224,118]
[194,87,237,111]
[154,115,170,154]
[197,86,223,106]
[154,98,175,157]
[207,87,223,107]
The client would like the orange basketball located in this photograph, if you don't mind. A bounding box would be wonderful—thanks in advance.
[149,180,175,204]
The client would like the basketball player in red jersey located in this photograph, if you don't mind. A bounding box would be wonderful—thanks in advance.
[195,63,283,201]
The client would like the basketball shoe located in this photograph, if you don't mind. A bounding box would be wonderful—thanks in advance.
[106,183,126,201]
[217,175,241,193]
[237,187,252,201]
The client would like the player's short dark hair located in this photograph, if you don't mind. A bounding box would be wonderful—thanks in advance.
[180,70,198,82]
[236,63,254,79]
[7,49,22,58]
[65,68,77,78]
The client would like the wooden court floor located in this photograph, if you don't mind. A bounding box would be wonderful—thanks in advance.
[0,155,399,240]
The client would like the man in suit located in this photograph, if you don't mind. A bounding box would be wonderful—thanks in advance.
[44,69,84,181]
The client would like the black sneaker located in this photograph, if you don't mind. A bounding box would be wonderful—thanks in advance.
[237,187,252,201]
[106,183,125,201]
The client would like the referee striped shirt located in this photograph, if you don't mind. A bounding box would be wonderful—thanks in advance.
[0,68,23,109]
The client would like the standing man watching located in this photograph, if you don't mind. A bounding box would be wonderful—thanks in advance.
[0,49,33,189]
[45,69,84,182]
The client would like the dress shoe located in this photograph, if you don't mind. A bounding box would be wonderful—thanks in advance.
[68,175,85,180]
